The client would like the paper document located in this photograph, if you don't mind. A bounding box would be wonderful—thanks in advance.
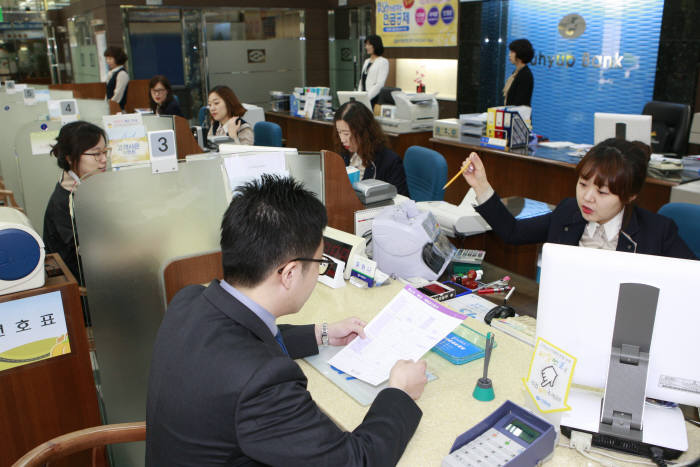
[223,152,288,192]
[328,285,464,385]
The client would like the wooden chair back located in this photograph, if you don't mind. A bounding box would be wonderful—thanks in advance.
[11,422,145,467]
[162,251,223,305]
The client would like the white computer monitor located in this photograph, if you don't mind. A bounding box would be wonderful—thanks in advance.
[337,91,372,111]
[594,112,652,146]
[536,243,700,407]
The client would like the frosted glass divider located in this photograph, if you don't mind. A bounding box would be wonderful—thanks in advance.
[73,158,229,465]
[14,119,63,233]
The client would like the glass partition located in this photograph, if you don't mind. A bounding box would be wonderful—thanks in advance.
[73,149,325,464]
[15,120,63,233]
[0,100,51,208]
[74,159,229,465]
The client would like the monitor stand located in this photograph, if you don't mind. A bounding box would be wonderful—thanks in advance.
[561,282,685,461]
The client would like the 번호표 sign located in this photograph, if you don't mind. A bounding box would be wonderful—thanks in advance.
[0,291,71,372]
[377,0,457,47]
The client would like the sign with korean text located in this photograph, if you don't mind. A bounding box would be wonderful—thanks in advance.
[103,113,149,167]
[523,337,576,413]
[377,0,457,47]
[0,291,70,372]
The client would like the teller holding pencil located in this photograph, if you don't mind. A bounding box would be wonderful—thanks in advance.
[455,139,696,260]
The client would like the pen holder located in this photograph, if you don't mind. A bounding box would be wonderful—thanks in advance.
[473,377,495,401]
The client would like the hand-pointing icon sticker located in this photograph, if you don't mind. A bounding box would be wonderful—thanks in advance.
[541,365,558,388]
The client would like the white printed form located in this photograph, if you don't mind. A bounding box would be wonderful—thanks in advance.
[328,285,464,386]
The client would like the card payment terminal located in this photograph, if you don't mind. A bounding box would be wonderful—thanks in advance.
[442,400,555,467]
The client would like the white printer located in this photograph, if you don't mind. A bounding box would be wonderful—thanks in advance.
[0,207,45,294]
[417,189,492,237]
[372,201,456,281]
[378,91,439,133]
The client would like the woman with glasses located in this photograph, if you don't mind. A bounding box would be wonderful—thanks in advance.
[334,100,408,196]
[459,138,696,259]
[149,75,182,117]
[207,85,253,145]
[43,121,110,281]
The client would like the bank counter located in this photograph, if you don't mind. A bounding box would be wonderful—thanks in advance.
[279,280,700,467]
[431,137,698,214]
[266,110,432,156]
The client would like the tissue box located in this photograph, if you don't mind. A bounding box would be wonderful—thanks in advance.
[346,166,360,186]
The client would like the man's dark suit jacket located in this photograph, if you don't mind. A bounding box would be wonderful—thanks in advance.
[476,193,696,260]
[146,281,422,466]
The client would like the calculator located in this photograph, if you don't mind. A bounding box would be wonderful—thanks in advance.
[442,400,555,467]
[452,249,486,264]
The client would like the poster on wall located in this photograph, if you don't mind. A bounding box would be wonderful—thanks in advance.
[377,0,458,47]
[507,0,664,143]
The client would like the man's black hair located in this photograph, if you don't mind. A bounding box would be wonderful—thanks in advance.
[221,175,327,287]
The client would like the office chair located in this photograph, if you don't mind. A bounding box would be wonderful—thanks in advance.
[403,145,448,202]
[375,87,401,106]
[658,202,700,258]
[642,101,691,156]
[12,422,146,467]
[253,121,283,147]
[198,105,209,127]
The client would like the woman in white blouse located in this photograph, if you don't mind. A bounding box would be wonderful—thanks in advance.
[104,47,129,111]
[206,85,253,145]
[358,35,389,108]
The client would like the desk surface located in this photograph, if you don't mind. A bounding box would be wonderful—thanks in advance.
[279,281,700,466]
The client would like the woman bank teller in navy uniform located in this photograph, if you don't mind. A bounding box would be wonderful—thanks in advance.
[460,138,696,259]
[334,100,409,196]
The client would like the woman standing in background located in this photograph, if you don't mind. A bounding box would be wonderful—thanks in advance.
[104,47,129,111]
[504,38,534,107]
[358,35,390,109]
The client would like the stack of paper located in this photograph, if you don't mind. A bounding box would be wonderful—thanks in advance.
[328,285,464,385]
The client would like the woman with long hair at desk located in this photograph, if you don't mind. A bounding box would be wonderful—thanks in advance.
[334,100,408,196]
[460,138,696,259]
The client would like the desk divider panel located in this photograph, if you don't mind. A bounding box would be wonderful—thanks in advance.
[0,101,51,208]
[73,151,324,465]
[74,159,229,466]
[15,120,63,234]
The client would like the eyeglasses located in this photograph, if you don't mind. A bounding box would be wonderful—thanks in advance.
[151,88,167,95]
[277,254,333,275]
[82,147,112,160]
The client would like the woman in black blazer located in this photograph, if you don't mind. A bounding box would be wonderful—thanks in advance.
[504,38,534,106]
[460,138,696,260]
[149,75,183,117]
[334,100,409,196]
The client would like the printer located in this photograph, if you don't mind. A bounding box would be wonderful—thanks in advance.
[417,189,491,237]
[372,200,456,281]
[0,207,45,295]
[353,179,397,205]
[378,91,439,133]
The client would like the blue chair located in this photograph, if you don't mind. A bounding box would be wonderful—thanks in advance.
[403,145,448,201]
[254,121,283,147]
[198,105,209,127]
[658,202,700,257]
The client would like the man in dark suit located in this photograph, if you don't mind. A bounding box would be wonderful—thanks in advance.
[146,175,427,466]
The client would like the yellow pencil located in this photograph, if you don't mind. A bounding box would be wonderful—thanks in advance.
[442,161,472,190]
